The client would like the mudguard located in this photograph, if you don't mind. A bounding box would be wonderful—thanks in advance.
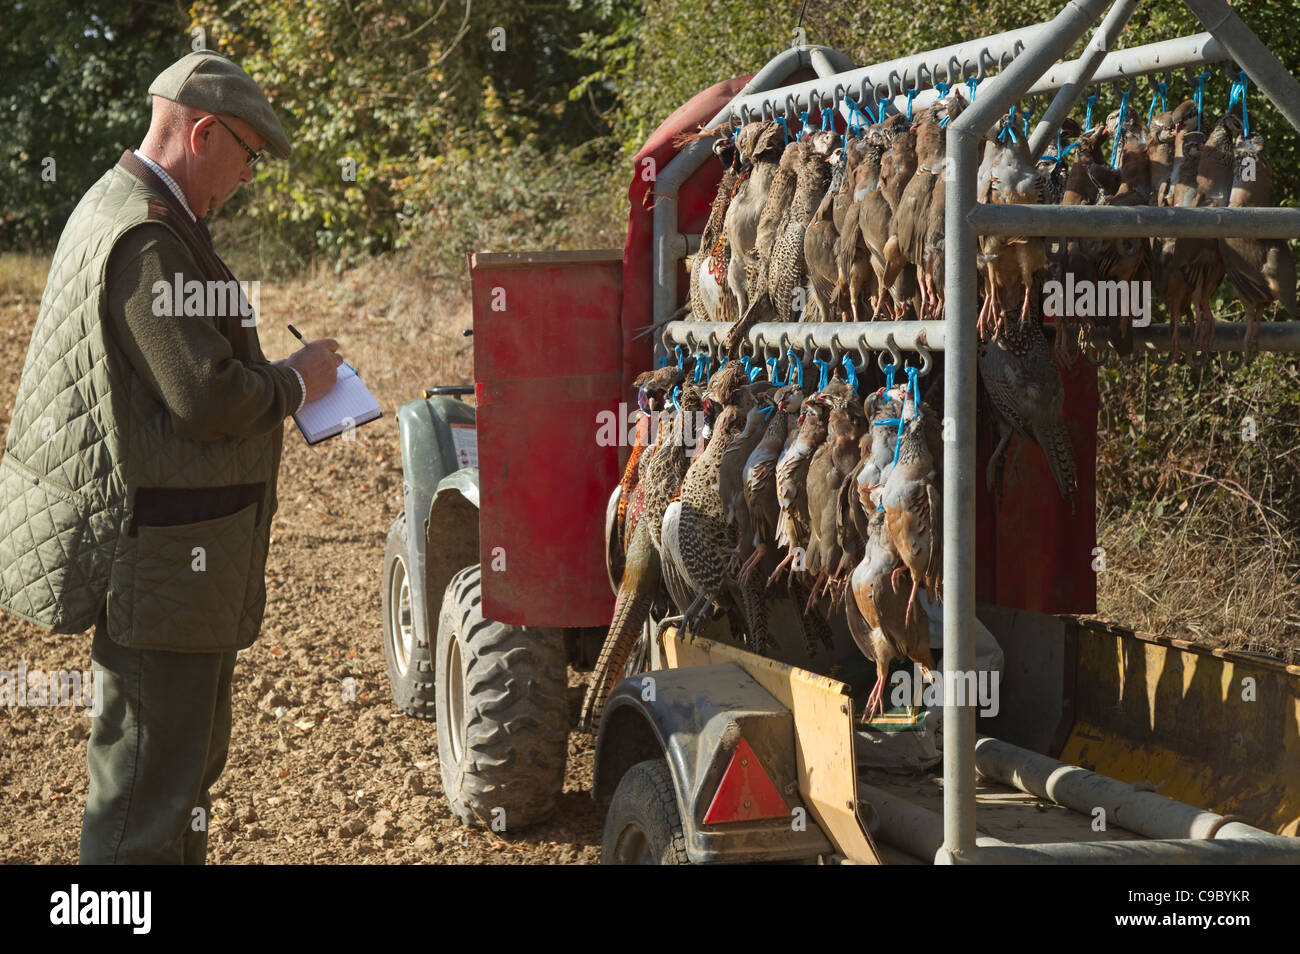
[396,395,478,652]
[593,663,833,863]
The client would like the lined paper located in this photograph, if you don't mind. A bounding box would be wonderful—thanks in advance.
[293,363,382,444]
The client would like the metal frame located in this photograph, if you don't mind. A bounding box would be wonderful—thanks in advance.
[654,0,1300,864]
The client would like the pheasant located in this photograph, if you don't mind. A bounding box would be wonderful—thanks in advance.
[766,133,835,323]
[611,366,685,578]
[672,399,765,644]
[847,506,935,722]
[980,311,1077,511]
[881,403,943,626]
[1220,129,1298,360]
[581,382,704,733]
[723,121,787,320]
[688,135,743,323]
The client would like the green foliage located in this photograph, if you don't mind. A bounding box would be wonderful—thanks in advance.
[0,1,190,249]
[191,0,632,267]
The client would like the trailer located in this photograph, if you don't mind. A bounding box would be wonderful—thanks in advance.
[381,0,1300,862]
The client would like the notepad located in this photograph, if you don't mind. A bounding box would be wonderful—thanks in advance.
[293,363,382,444]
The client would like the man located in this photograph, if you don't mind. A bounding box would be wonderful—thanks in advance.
[0,50,341,863]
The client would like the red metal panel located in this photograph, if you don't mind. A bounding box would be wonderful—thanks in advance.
[470,251,623,627]
[985,355,1099,614]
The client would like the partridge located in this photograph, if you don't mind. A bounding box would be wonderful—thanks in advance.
[738,383,805,585]
[1220,130,1298,360]
[768,392,831,587]
[804,383,866,605]
[881,404,943,625]
[847,506,935,722]
[1155,128,1206,356]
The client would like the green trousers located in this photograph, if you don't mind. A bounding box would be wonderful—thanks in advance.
[79,615,237,865]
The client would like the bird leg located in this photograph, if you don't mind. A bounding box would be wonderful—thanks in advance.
[804,570,828,615]
[1195,298,1215,353]
[766,550,796,589]
[737,542,768,587]
[890,565,907,593]
[1244,306,1261,364]
[862,675,886,723]
[904,578,922,627]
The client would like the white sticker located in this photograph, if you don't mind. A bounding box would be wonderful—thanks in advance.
[451,424,478,469]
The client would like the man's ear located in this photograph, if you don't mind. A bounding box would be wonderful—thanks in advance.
[188,115,214,157]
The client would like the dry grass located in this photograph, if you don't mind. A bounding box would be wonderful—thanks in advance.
[255,250,474,413]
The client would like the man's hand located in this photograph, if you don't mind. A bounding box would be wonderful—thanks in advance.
[281,338,343,403]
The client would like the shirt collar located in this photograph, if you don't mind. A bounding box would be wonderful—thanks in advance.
[132,150,195,221]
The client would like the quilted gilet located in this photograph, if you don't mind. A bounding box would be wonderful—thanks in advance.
[0,157,283,651]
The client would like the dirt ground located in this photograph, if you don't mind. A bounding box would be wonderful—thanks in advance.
[0,254,605,864]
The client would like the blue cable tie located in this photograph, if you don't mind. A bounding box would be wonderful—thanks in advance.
[936,82,950,97]
[966,77,978,102]
[841,354,859,395]
[1111,88,1131,169]
[759,403,776,419]
[906,89,919,122]
[1023,105,1033,138]
[1085,92,1098,131]
[670,385,681,411]
[1228,71,1250,137]
[776,115,790,144]
[884,362,895,391]
[821,106,835,130]
[1194,70,1210,131]
[797,110,809,140]
[813,357,830,391]
[674,344,685,370]
[766,356,782,386]
[1159,80,1167,115]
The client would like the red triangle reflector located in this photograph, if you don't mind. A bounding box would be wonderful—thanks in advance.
[703,737,789,824]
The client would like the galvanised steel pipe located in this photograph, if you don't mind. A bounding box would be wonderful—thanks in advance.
[1185,0,1300,134]
[661,320,948,355]
[974,737,1232,841]
[971,203,1300,239]
[1023,32,1228,97]
[880,32,1229,120]
[944,0,1112,864]
[1026,0,1141,156]
[938,838,1300,864]
[723,24,1054,125]
[857,784,1007,863]
[1051,321,1300,354]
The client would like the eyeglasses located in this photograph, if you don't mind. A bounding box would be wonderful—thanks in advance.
[202,116,264,167]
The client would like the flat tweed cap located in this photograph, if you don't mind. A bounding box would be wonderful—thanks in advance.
[149,50,290,159]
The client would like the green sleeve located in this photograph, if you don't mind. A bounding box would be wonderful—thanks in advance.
[104,224,306,442]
